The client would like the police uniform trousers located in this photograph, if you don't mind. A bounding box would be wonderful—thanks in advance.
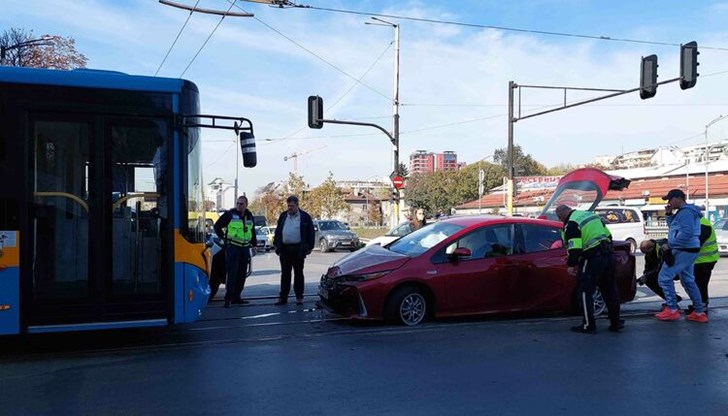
[225,244,251,302]
[694,261,716,308]
[575,242,621,331]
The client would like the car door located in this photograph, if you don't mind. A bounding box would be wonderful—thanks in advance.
[512,222,574,311]
[431,223,520,314]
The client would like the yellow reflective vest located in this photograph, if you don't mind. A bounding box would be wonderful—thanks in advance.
[565,210,612,252]
[696,217,719,264]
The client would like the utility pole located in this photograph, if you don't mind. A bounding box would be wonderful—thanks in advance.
[367,17,400,226]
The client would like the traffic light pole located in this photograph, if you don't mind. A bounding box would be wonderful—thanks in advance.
[506,76,680,215]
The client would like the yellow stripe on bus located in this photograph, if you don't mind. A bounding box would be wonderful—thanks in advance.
[0,232,19,268]
[174,230,207,273]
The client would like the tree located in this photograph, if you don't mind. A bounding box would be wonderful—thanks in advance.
[1,28,87,69]
[249,182,285,224]
[283,172,308,208]
[397,162,409,179]
[367,201,382,226]
[493,144,548,177]
[307,172,349,219]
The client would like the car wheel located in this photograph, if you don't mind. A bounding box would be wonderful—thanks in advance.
[319,239,329,253]
[386,286,427,326]
[626,238,637,254]
[592,287,606,316]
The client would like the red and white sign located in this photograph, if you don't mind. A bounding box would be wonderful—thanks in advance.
[392,176,405,189]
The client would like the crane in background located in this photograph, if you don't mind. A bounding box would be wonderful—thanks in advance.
[284,145,326,173]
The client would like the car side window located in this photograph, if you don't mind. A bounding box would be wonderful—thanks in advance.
[454,224,513,259]
[518,224,563,253]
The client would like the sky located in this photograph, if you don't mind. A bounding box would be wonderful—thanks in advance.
[5,0,728,197]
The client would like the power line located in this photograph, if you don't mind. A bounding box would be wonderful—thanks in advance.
[180,0,238,77]
[226,0,392,101]
[155,0,201,76]
[303,6,728,52]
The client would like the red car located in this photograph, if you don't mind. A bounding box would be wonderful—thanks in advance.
[317,168,636,326]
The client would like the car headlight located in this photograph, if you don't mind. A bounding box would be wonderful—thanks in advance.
[345,270,391,282]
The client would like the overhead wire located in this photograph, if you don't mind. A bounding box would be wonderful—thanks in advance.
[155,0,201,76]
[180,0,238,77]
[302,5,728,52]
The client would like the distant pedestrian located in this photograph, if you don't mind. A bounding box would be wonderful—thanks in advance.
[555,205,623,334]
[411,208,427,230]
[273,195,315,306]
[214,195,256,309]
[654,189,707,323]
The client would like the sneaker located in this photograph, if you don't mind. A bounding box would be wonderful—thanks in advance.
[608,319,625,332]
[296,297,304,305]
[570,325,596,334]
[685,311,708,323]
[655,307,680,321]
[274,298,287,306]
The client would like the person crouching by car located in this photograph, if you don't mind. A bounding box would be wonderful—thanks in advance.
[273,195,315,306]
[555,205,623,334]
[654,189,707,323]
[214,195,256,309]
[638,239,683,307]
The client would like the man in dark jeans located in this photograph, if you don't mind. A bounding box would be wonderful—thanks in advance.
[273,195,315,306]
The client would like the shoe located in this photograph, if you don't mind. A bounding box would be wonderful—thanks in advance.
[232,299,250,305]
[655,307,680,321]
[274,298,287,306]
[570,325,596,334]
[224,300,232,309]
[608,319,625,332]
[685,311,708,323]
[296,297,304,305]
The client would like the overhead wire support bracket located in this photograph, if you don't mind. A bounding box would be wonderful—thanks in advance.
[159,0,254,16]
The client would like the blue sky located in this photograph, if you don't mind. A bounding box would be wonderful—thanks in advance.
[5,0,728,196]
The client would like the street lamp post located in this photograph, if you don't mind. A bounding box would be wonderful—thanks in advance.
[366,17,400,227]
[704,114,728,217]
[1,36,54,66]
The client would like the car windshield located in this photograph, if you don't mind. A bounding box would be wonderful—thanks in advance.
[388,222,464,256]
[385,222,413,237]
[714,219,728,230]
[318,221,347,231]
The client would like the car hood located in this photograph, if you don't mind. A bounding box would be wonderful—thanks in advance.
[715,229,728,242]
[327,244,410,277]
[540,168,631,219]
[322,230,357,238]
[365,235,400,247]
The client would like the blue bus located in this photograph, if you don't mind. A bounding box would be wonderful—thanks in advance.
[0,66,256,334]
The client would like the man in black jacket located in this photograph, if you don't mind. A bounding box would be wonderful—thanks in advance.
[638,239,682,307]
[273,195,315,305]
[214,195,256,308]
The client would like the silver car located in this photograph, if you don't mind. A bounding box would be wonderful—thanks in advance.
[314,220,360,252]
[713,218,728,256]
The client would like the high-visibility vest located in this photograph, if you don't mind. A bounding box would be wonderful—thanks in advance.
[565,210,612,252]
[227,213,253,246]
[696,217,719,264]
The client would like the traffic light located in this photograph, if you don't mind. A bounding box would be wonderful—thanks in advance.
[640,54,658,100]
[680,41,699,90]
[392,188,399,203]
[307,95,323,129]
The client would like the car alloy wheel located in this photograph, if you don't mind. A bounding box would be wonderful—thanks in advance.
[399,292,427,326]
[319,239,329,253]
[592,287,606,316]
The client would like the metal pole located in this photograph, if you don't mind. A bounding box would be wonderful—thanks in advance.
[235,135,239,201]
[393,22,401,226]
[507,81,515,216]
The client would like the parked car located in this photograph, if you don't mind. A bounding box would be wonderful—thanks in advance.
[366,222,413,247]
[259,226,275,246]
[255,227,272,252]
[713,218,728,256]
[314,220,360,252]
[318,216,636,326]
[594,206,646,253]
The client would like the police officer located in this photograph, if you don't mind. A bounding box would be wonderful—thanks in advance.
[637,239,682,307]
[214,195,256,309]
[555,205,623,334]
[688,216,719,315]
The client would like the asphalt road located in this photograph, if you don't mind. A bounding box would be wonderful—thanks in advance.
[1,250,728,415]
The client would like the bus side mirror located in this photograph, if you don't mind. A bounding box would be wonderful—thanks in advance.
[240,131,257,168]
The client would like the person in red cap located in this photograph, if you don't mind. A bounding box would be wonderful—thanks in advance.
[654,189,708,323]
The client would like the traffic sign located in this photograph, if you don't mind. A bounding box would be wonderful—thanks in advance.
[392,176,404,189]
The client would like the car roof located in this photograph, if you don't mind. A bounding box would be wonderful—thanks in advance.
[438,215,562,229]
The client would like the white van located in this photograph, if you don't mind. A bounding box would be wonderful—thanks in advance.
[594,206,646,253]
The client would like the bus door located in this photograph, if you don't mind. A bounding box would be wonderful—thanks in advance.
[25,113,170,329]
